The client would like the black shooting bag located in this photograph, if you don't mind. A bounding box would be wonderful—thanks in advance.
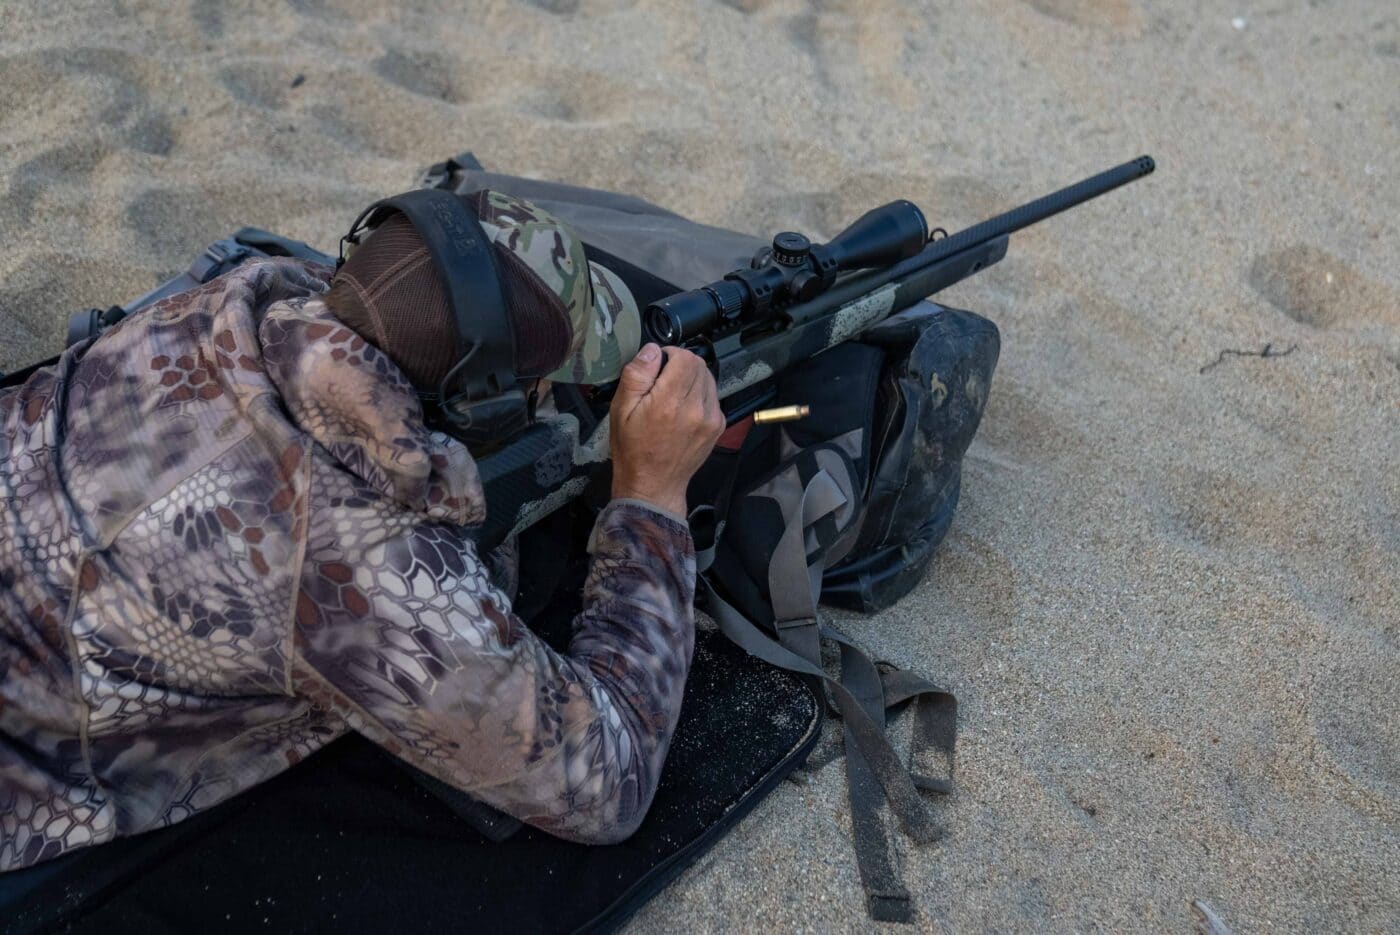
[823,303,1002,612]
[0,153,998,931]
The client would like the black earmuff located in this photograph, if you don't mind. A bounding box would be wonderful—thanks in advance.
[341,190,528,448]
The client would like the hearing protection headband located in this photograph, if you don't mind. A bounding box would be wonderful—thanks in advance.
[340,189,528,447]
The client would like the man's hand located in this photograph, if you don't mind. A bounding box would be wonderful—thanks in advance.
[610,343,725,517]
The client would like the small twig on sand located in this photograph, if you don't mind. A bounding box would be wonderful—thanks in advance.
[1199,342,1298,374]
[1191,899,1232,935]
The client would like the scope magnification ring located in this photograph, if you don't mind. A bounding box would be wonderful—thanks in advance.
[711,283,745,320]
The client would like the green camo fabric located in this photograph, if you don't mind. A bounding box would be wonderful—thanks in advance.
[475,189,641,385]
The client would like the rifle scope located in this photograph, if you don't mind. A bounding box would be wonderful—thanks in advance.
[645,200,929,345]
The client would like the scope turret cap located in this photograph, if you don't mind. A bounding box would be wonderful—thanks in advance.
[327,189,641,391]
[771,231,812,266]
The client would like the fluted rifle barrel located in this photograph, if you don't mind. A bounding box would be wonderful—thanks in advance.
[920,155,1155,266]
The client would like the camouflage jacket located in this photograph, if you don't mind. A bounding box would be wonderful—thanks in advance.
[0,258,696,872]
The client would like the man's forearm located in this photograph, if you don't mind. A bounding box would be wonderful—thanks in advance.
[295,463,697,845]
[558,498,696,839]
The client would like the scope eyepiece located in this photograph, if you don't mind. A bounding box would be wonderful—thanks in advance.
[645,300,689,344]
[646,279,747,345]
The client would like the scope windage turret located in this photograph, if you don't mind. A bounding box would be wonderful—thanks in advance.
[646,200,928,345]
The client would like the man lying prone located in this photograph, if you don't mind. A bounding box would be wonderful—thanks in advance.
[0,189,723,870]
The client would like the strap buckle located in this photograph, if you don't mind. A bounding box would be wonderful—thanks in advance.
[419,156,463,191]
[773,616,818,632]
[189,239,251,283]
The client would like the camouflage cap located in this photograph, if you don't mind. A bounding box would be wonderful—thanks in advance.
[471,190,641,385]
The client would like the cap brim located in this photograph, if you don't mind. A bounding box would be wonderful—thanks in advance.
[544,261,641,385]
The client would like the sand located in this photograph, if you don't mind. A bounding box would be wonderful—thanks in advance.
[2,0,1396,930]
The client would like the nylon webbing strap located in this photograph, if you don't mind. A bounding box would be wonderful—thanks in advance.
[877,663,957,795]
[832,623,912,921]
[704,453,957,922]
[690,505,720,574]
[768,467,848,666]
[828,627,958,922]
[698,578,940,846]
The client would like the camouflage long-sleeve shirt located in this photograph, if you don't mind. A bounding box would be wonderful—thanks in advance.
[0,258,696,872]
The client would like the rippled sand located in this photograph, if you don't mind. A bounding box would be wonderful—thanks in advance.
[1,1,1396,930]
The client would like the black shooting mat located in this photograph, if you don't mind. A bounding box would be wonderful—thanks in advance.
[3,629,819,935]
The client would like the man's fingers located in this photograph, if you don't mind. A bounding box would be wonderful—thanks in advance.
[617,347,716,432]
[617,344,663,397]
[655,347,704,401]
[706,378,723,423]
[611,344,664,424]
[701,378,724,437]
